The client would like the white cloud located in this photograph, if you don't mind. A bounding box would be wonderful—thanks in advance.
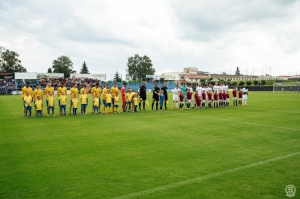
[0,0,300,77]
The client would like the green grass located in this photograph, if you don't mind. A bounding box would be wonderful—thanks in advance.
[0,92,299,199]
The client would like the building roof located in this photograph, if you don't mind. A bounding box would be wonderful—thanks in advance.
[185,75,209,79]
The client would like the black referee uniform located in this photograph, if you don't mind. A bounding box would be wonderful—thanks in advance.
[138,84,147,110]
[161,85,168,109]
[152,86,160,110]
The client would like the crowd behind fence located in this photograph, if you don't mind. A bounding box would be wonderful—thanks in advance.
[1,78,299,95]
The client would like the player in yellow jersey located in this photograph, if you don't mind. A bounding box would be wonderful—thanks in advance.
[114,93,120,113]
[22,82,33,116]
[80,90,88,114]
[23,91,33,117]
[72,94,79,115]
[57,82,67,115]
[111,82,119,112]
[80,84,88,95]
[133,93,138,112]
[59,91,67,115]
[33,84,43,116]
[47,92,55,116]
[125,89,133,112]
[130,91,136,111]
[69,83,79,114]
[105,89,113,114]
[102,84,109,113]
[35,96,43,117]
[93,93,100,114]
[91,82,101,113]
[44,82,54,108]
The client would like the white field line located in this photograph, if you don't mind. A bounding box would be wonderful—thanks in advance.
[112,151,300,199]
[170,112,300,131]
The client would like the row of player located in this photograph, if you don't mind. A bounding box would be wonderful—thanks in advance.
[21,81,249,117]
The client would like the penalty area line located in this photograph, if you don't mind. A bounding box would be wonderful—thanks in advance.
[111,151,300,199]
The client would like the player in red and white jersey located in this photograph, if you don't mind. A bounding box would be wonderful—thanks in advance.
[172,84,181,109]
[179,91,184,110]
[196,83,203,98]
[207,90,213,108]
[223,91,227,107]
[201,90,206,108]
[213,90,219,108]
[232,87,237,106]
[186,89,192,109]
[188,84,194,108]
[238,88,243,106]
[194,92,201,109]
[219,90,223,107]
[213,82,220,94]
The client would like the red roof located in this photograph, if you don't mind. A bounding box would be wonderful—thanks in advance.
[185,75,209,79]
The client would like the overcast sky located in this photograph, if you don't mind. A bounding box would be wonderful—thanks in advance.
[1,0,300,77]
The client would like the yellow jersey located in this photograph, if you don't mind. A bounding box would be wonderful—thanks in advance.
[33,88,43,101]
[22,86,33,99]
[127,92,134,101]
[111,86,119,97]
[70,87,79,99]
[102,87,108,100]
[80,87,88,94]
[44,86,54,99]
[24,96,32,107]
[91,87,101,97]
[80,94,88,104]
[35,100,43,110]
[57,87,67,97]
[106,93,112,103]
[59,95,67,105]
[114,96,119,104]
[48,96,55,107]
[133,97,138,105]
[93,97,100,106]
[72,98,78,108]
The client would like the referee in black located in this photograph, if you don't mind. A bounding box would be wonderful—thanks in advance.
[138,81,147,110]
[161,82,168,110]
[152,83,160,110]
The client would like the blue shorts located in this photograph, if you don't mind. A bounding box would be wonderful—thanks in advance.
[49,106,54,109]
[94,106,98,110]
[26,106,32,111]
[60,105,66,109]
[73,108,77,111]
[70,100,73,105]
[37,110,42,114]
[114,104,119,108]
[106,103,111,107]
[102,100,106,106]
[126,101,131,105]
[81,104,87,109]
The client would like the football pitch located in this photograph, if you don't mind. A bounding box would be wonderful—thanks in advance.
[0,92,299,199]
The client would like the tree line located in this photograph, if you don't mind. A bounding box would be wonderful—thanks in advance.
[0,47,156,82]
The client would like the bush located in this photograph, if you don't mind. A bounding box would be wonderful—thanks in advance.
[246,81,252,86]
[253,80,259,85]
[261,80,266,85]
[231,81,237,85]
[239,81,245,86]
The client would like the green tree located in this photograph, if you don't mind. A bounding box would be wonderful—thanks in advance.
[47,68,52,73]
[221,71,227,75]
[232,81,237,85]
[235,67,240,75]
[261,80,266,85]
[159,78,165,82]
[126,54,155,81]
[52,56,76,78]
[246,81,252,86]
[253,80,259,85]
[80,61,89,74]
[0,48,27,72]
[114,71,122,82]
[238,81,245,86]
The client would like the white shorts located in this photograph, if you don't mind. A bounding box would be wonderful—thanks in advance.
[233,97,237,100]
[239,98,243,101]
[173,95,179,101]
[187,100,191,103]
[243,95,247,100]
[208,100,212,103]
[227,98,229,102]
